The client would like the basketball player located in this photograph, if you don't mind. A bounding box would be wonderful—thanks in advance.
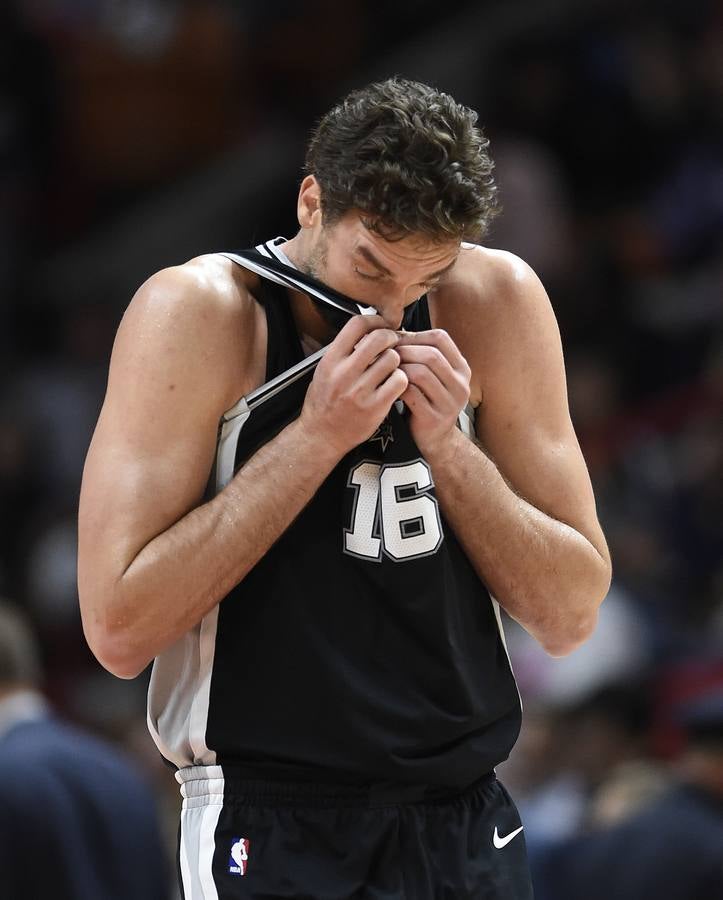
[78,78,611,899]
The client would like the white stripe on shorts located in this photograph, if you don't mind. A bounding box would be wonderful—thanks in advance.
[177,766,225,900]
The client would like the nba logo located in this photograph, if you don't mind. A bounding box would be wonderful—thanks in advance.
[228,838,249,875]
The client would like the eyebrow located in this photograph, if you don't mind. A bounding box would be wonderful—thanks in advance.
[356,246,393,277]
[356,245,458,282]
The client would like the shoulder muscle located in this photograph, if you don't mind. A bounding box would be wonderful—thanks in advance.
[78,255,259,587]
[440,246,608,560]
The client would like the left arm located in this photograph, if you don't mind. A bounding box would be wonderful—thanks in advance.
[397,254,611,657]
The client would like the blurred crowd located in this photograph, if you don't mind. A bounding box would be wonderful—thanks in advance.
[1,0,721,896]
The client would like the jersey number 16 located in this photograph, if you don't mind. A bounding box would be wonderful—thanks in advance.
[344,460,443,562]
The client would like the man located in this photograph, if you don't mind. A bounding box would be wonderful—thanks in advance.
[0,601,170,900]
[79,77,611,899]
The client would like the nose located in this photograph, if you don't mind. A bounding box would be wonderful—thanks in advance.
[370,285,422,330]
[379,295,410,330]
[382,312,404,330]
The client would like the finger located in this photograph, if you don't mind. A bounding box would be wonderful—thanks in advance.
[348,327,401,375]
[324,314,389,363]
[397,344,456,391]
[400,362,447,407]
[374,367,409,409]
[357,347,401,392]
[400,381,432,415]
[396,329,469,375]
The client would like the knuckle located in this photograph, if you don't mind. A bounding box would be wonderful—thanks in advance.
[456,381,471,405]
[321,362,339,384]
[353,333,370,354]
[340,316,362,338]
[319,359,341,383]
[367,331,386,352]
[355,392,373,412]
[347,314,375,339]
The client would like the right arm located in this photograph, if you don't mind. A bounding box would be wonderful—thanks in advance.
[78,264,406,679]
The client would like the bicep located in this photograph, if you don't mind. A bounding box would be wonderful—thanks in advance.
[474,266,608,560]
[78,272,239,599]
[79,398,218,587]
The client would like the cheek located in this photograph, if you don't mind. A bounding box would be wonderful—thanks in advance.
[318,248,352,291]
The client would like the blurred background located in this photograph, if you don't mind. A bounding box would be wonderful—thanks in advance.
[1,0,722,896]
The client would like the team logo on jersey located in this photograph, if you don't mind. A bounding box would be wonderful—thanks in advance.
[369,418,394,452]
[229,838,250,875]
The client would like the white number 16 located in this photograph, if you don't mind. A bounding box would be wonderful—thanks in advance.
[344,460,443,562]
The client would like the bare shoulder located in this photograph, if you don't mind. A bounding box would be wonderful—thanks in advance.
[437,243,550,323]
[80,252,266,574]
[433,244,561,404]
[114,253,265,413]
[121,253,257,342]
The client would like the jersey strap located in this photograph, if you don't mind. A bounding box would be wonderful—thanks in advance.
[215,246,357,492]
[220,247,376,333]
[213,347,324,493]
[221,243,426,332]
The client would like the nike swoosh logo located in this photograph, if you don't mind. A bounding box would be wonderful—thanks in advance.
[493,825,524,849]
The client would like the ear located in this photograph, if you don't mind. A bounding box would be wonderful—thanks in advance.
[297,175,323,229]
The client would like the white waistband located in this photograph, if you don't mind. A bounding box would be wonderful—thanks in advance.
[176,765,225,805]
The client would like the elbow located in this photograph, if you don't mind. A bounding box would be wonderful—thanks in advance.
[85,624,151,680]
[80,588,151,680]
[543,556,611,657]
[96,645,150,680]
[539,608,599,658]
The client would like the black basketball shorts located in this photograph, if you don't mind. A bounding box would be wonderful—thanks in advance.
[176,766,534,900]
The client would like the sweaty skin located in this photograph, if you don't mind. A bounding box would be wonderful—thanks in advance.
[78,177,610,678]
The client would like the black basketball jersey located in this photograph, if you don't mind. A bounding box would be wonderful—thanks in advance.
[147,238,522,791]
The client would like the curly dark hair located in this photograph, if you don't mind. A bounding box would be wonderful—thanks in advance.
[304,76,499,243]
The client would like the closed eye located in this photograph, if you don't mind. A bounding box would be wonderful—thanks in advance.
[355,268,439,290]
[354,267,385,282]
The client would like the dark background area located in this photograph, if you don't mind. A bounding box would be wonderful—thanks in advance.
[1,0,722,894]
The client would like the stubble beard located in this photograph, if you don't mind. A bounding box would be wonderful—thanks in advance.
[299,230,328,283]
[294,229,352,334]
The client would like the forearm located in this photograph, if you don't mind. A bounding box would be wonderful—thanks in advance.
[426,430,611,656]
[96,419,340,677]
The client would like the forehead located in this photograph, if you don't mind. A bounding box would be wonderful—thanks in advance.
[327,212,460,270]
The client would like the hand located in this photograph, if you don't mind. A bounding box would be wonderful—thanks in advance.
[396,329,471,458]
[298,315,408,457]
